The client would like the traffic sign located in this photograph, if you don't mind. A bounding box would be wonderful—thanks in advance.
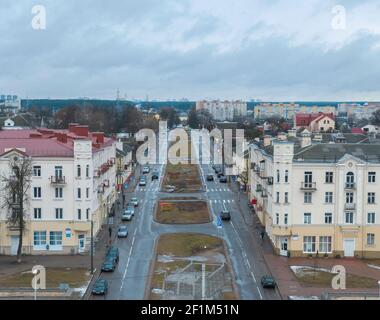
[217,215,222,228]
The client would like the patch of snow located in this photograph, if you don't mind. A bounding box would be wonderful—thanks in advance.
[290,265,337,277]
[288,296,320,300]
[367,264,380,270]
[152,288,164,294]
[157,255,175,263]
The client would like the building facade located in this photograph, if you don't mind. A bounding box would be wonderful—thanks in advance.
[0,94,21,114]
[196,100,247,121]
[294,113,335,132]
[249,132,380,258]
[0,124,116,255]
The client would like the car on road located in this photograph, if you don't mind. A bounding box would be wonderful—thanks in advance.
[214,166,222,174]
[101,258,116,272]
[151,172,159,180]
[217,171,224,178]
[139,176,147,186]
[206,174,214,181]
[117,225,129,238]
[220,209,231,221]
[261,275,276,288]
[106,246,119,263]
[130,197,139,207]
[122,207,134,221]
[142,166,150,174]
[91,279,108,295]
[219,176,227,183]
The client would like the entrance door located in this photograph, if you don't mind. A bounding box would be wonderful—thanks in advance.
[280,238,288,257]
[78,234,85,253]
[343,239,355,257]
[10,236,19,256]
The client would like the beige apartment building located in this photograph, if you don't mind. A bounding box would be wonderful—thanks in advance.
[0,124,117,255]
[249,131,380,258]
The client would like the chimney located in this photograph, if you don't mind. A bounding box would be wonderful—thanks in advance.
[300,130,312,148]
[287,128,296,138]
[73,125,89,137]
[93,132,105,144]
[56,133,68,143]
[68,123,79,133]
[263,135,272,147]
[277,132,287,141]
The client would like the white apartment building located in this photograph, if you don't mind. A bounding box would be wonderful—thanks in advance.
[196,100,247,121]
[0,94,21,114]
[0,124,117,255]
[250,131,380,258]
[338,103,380,120]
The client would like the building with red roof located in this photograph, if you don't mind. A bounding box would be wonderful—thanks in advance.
[294,112,335,132]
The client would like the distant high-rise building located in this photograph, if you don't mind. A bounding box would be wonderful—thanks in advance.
[196,100,247,121]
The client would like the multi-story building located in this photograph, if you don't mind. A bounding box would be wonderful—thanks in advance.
[0,124,117,255]
[254,103,337,120]
[196,100,247,121]
[294,112,335,132]
[0,94,21,114]
[249,130,380,258]
[338,103,380,120]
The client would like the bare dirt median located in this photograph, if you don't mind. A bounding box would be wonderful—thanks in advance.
[148,233,238,300]
[162,164,203,193]
[155,198,212,224]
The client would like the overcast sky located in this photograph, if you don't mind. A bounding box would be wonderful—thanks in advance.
[1,0,380,101]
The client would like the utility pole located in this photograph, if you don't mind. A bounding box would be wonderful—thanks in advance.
[90,220,94,274]
[201,263,206,300]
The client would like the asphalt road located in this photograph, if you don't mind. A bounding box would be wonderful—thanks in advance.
[90,162,281,300]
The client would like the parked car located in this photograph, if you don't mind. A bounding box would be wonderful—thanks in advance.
[214,166,222,174]
[92,279,108,295]
[217,172,224,178]
[219,176,227,183]
[122,208,134,221]
[206,174,214,181]
[151,172,159,180]
[142,166,150,174]
[220,210,231,221]
[101,258,116,272]
[106,247,119,263]
[139,177,147,186]
[117,225,129,238]
[261,275,276,288]
[130,197,139,207]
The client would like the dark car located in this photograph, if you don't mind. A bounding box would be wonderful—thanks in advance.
[219,176,227,183]
[214,166,222,174]
[92,279,108,295]
[101,259,116,272]
[151,172,159,180]
[206,174,214,181]
[261,275,276,288]
[217,172,224,178]
[220,210,231,221]
[106,246,119,263]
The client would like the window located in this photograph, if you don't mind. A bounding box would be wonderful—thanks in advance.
[275,213,279,225]
[346,172,354,187]
[284,170,289,183]
[55,187,63,198]
[345,212,354,224]
[368,172,376,183]
[86,187,90,199]
[55,208,63,220]
[304,192,312,203]
[284,213,288,225]
[367,212,376,224]
[303,236,316,253]
[325,192,333,204]
[54,166,63,178]
[284,192,289,204]
[33,187,41,198]
[86,165,90,178]
[77,165,81,178]
[77,209,82,220]
[319,236,332,253]
[304,213,311,224]
[276,170,280,183]
[33,231,47,247]
[367,233,375,246]
[324,213,332,224]
[49,231,63,246]
[77,188,81,199]
[34,208,42,219]
[276,192,280,203]
[33,166,41,177]
[368,192,376,204]
[346,192,354,204]
[86,208,90,220]
[304,171,313,188]
[325,172,333,184]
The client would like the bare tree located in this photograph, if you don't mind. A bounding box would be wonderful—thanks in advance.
[238,170,249,191]
[1,155,32,263]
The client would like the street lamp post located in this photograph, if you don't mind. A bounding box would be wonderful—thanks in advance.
[90,220,94,274]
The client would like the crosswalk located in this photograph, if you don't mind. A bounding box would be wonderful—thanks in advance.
[209,199,235,204]
[207,188,230,192]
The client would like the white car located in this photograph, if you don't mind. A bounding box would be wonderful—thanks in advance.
[142,166,150,174]
[139,179,147,187]
[131,197,139,207]
[122,207,134,221]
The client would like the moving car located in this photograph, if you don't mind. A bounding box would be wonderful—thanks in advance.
[142,166,150,174]
[131,197,139,207]
[219,176,227,183]
[151,172,159,180]
[101,258,116,272]
[139,176,147,186]
[261,275,276,288]
[117,225,128,238]
[206,174,214,181]
[92,279,108,295]
[217,172,224,178]
[122,207,134,221]
[106,247,119,263]
[220,210,231,221]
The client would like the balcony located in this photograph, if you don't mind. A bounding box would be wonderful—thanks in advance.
[345,183,356,190]
[51,176,66,185]
[266,177,273,185]
[271,225,292,236]
[344,203,356,211]
[256,184,263,192]
[300,182,317,191]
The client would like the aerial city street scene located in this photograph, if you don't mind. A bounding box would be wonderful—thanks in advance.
[1,0,380,312]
